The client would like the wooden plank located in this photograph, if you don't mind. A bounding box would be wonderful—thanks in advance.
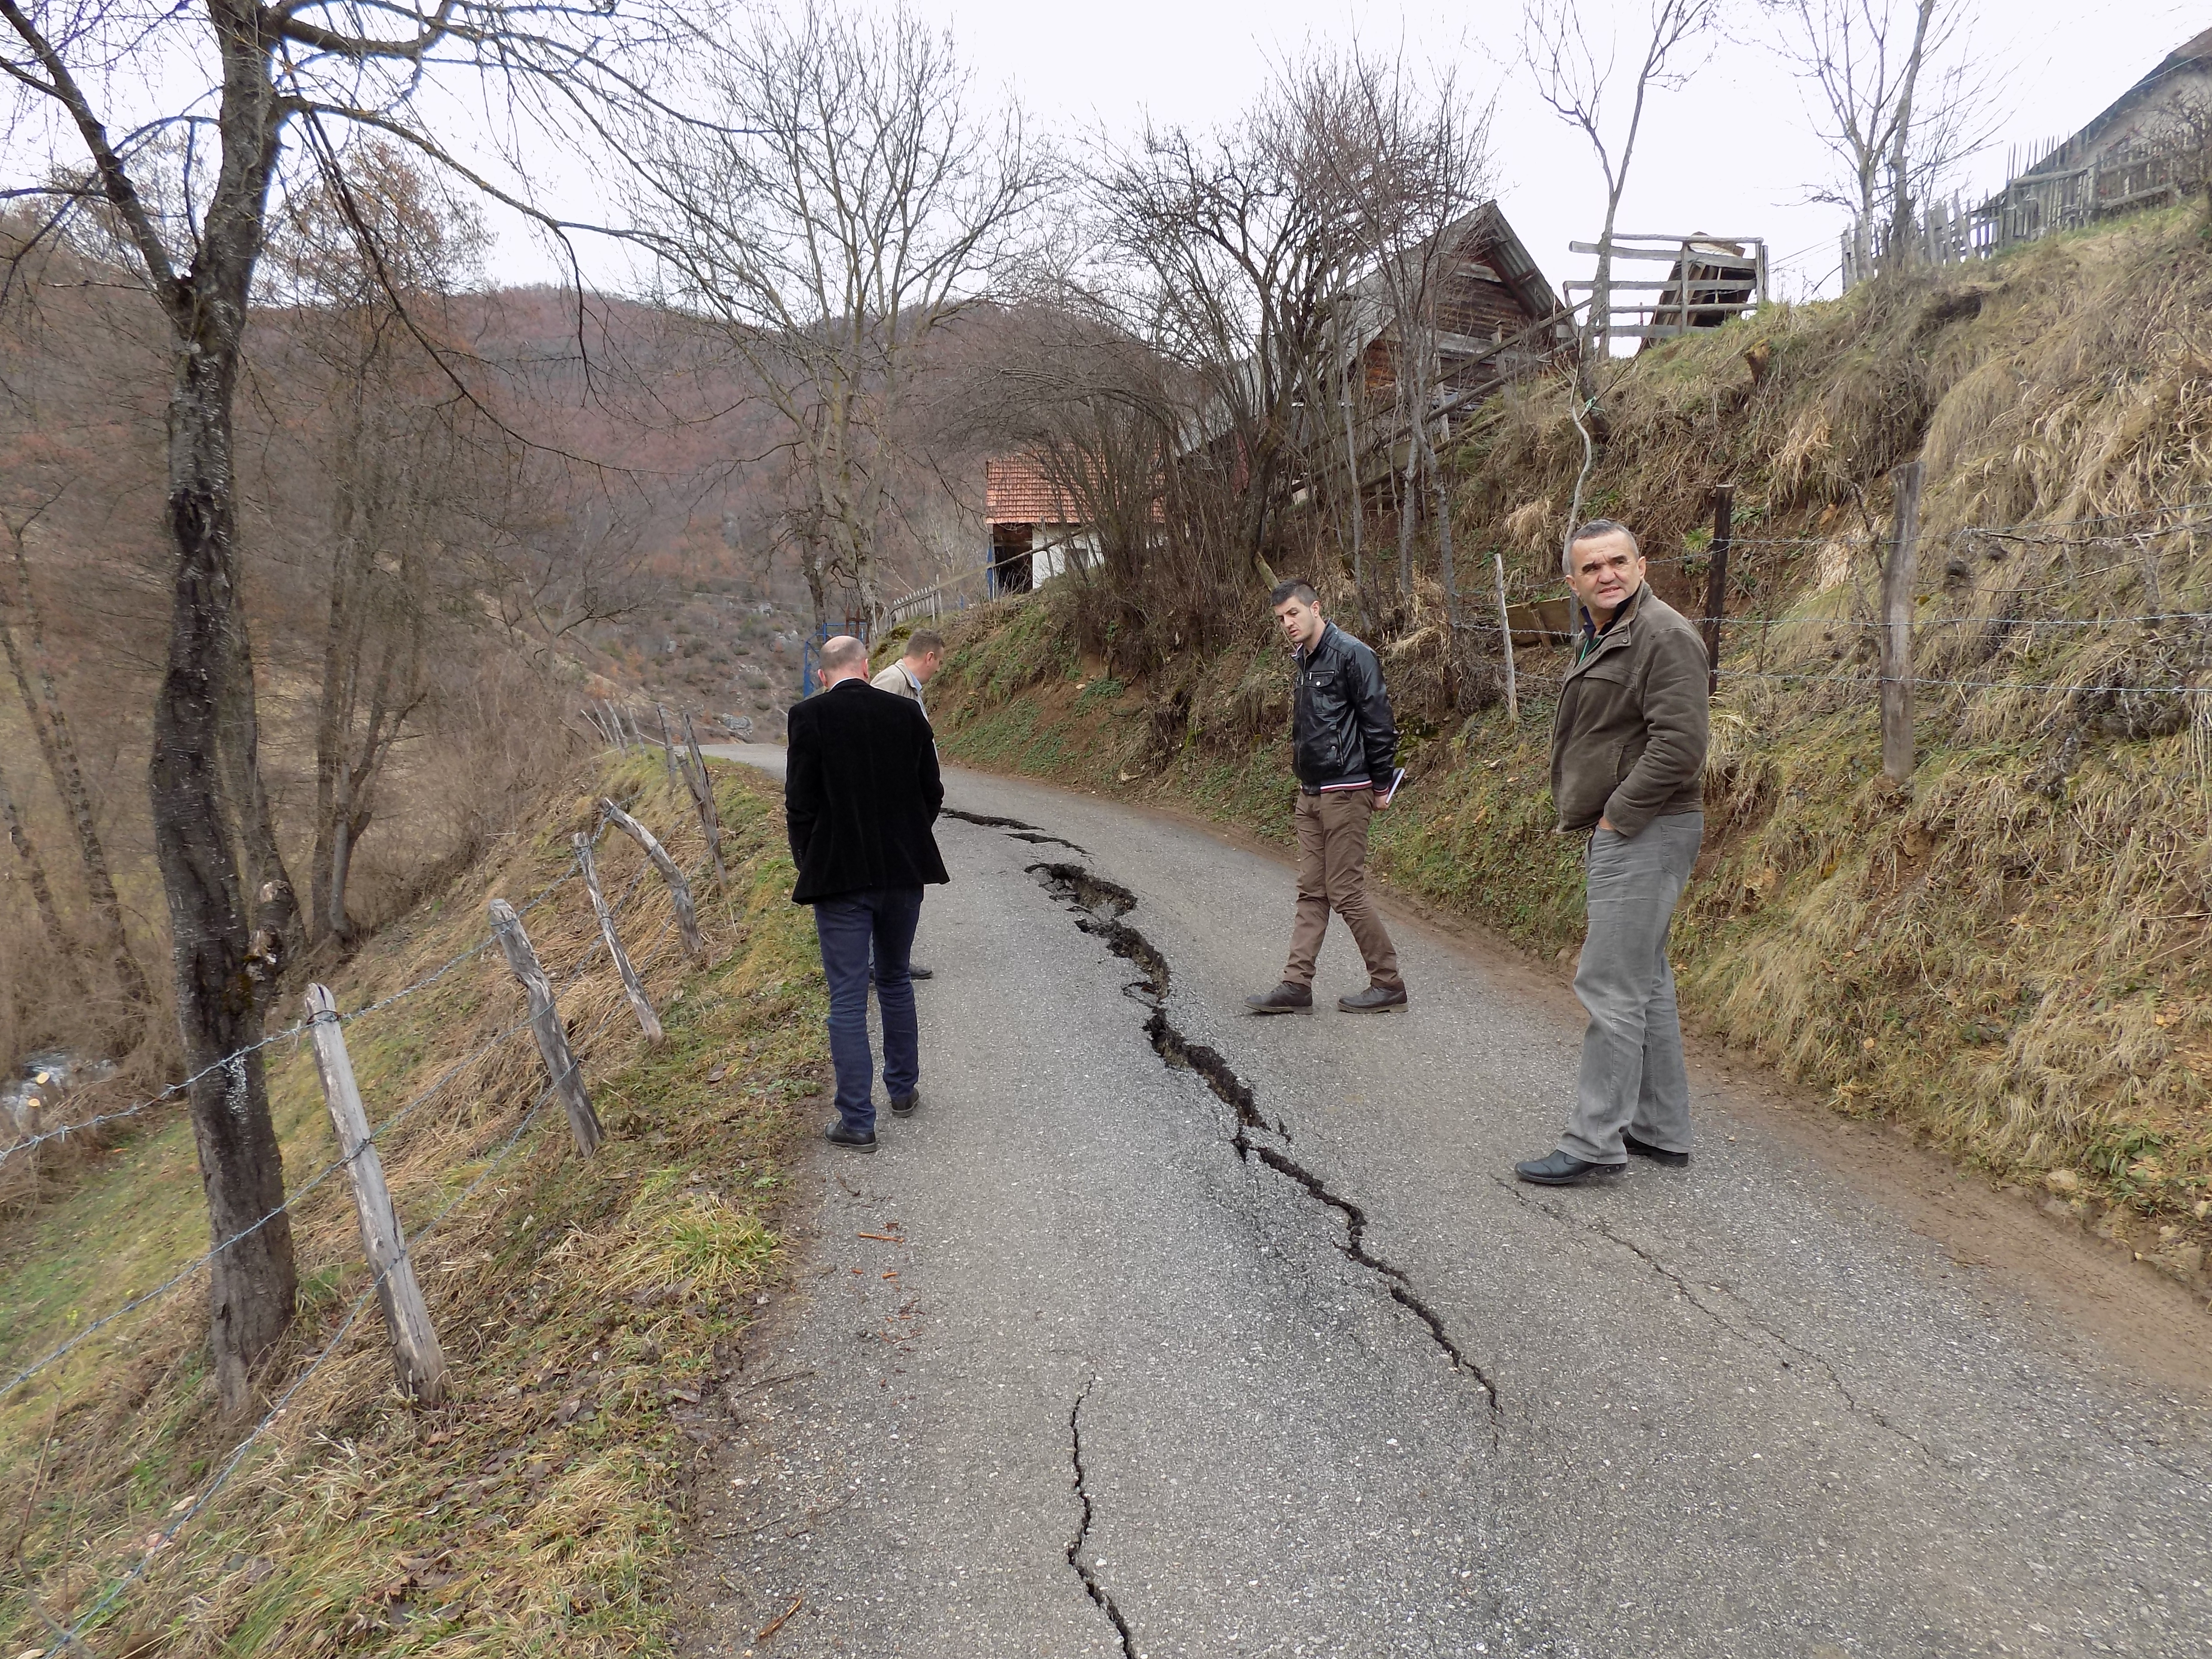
[1562,278,1759,293]
[1492,552,1516,727]
[1567,242,1747,261]
[1701,486,1734,697]
[1881,462,1923,787]
[489,899,604,1156]
[574,833,662,1042]
[681,714,729,888]
[304,984,448,1403]
[600,798,703,960]
[654,704,679,788]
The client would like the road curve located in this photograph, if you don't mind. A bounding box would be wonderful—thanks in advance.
[689,748,2212,1659]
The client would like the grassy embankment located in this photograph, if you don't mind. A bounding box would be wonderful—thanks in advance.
[915,208,2212,1291]
[0,756,822,1656]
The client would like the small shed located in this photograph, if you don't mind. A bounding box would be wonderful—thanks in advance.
[983,456,1096,596]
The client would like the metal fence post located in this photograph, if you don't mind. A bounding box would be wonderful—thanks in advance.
[304,984,448,1403]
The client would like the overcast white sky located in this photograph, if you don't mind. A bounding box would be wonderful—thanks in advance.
[481,0,2205,304]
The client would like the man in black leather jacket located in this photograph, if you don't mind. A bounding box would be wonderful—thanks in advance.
[1247,581,1408,1015]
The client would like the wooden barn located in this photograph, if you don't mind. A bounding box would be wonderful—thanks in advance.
[1336,201,1569,424]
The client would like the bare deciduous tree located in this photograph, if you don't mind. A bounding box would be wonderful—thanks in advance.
[1086,73,1379,590]
[0,502,147,1012]
[1762,0,1998,276]
[0,0,662,1411]
[266,143,490,945]
[1522,0,1723,391]
[1305,51,1495,610]
[628,0,1045,634]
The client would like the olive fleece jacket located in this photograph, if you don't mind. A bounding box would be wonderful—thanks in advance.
[1549,584,1711,836]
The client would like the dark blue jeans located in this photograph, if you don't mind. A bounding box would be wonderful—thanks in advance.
[813,887,923,1134]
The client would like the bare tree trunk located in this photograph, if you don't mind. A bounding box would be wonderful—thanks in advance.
[0,558,149,1007]
[218,576,300,963]
[152,286,297,1418]
[0,760,69,949]
[1883,0,1941,273]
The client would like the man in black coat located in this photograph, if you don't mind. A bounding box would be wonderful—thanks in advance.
[1246,580,1407,1015]
[785,634,949,1152]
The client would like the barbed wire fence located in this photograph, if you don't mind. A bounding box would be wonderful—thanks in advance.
[1448,477,2212,775]
[0,765,735,1654]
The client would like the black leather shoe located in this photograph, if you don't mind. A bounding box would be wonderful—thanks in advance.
[824,1122,878,1153]
[1514,1149,1624,1185]
[890,1091,919,1117]
[1338,983,1409,1012]
[909,965,934,980]
[1246,981,1314,1015]
[1624,1132,1689,1166]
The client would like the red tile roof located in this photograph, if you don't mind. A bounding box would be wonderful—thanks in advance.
[985,455,1083,524]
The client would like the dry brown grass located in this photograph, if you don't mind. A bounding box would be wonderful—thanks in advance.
[0,753,824,1656]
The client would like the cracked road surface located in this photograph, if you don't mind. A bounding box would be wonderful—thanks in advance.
[690,748,2212,1659]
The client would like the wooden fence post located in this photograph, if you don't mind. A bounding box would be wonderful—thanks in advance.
[599,798,704,960]
[1492,551,1516,726]
[1701,485,1735,696]
[304,985,448,1403]
[488,899,604,1155]
[574,833,662,1041]
[654,704,679,789]
[603,701,629,754]
[1881,461,1924,787]
[681,714,729,888]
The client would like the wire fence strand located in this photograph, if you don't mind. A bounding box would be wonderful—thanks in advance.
[34,905,690,1656]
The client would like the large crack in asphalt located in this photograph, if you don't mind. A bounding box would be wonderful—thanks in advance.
[939,806,1090,854]
[1023,857,1502,1433]
[1066,1376,1138,1659]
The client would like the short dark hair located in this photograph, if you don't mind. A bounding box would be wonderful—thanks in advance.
[1564,519,1641,574]
[904,629,945,658]
[1270,579,1319,608]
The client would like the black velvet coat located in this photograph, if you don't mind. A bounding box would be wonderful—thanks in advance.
[784,679,949,903]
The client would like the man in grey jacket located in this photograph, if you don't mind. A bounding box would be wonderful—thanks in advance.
[1516,521,1710,1186]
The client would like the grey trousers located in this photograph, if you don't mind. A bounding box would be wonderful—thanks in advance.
[1559,812,1704,1164]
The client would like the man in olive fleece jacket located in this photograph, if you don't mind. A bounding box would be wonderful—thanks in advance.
[1516,520,1711,1187]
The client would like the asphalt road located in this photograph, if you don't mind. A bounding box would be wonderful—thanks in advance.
[690,745,2212,1659]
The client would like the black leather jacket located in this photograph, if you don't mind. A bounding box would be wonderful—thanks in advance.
[1291,623,1398,790]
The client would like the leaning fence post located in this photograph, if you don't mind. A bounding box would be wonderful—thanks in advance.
[488,899,603,1155]
[599,798,704,960]
[1881,460,1924,787]
[1491,550,1516,727]
[304,985,448,1403]
[654,703,679,789]
[681,713,729,888]
[574,832,662,1041]
[1701,484,1735,697]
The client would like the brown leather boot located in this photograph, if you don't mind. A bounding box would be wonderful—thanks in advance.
[1244,981,1314,1015]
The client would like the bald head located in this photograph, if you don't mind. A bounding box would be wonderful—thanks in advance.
[818,634,868,685]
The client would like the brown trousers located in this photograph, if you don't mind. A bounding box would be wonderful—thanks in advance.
[1284,787,1402,991]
